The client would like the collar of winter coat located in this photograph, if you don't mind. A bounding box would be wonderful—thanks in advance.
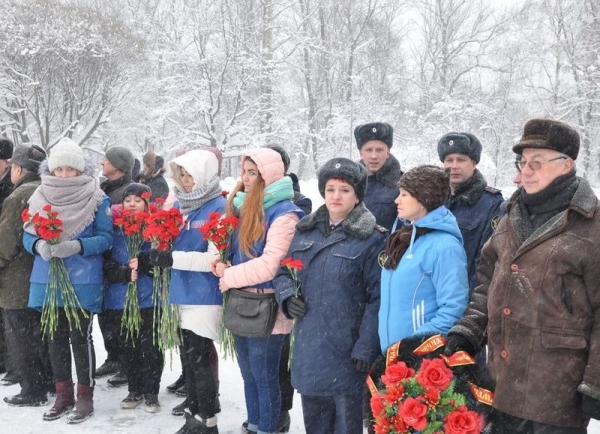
[296,202,376,240]
[507,176,597,252]
[13,171,40,190]
[100,173,132,194]
[445,169,486,208]
[359,154,402,188]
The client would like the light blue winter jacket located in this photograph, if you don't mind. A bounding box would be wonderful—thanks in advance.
[379,205,469,352]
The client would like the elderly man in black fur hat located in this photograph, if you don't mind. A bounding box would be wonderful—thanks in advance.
[447,118,600,433]
[438,132,504,292]
[354,122,402,230]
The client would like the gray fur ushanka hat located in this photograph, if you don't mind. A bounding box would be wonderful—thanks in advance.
[317,157,367,201]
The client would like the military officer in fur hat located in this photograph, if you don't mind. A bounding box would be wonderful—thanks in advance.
[354,122,402,230]
[437,132,504,292]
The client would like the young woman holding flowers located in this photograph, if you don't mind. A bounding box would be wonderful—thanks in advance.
[148,149,225,434]
[273,157,387,434]
[378,165,470,354]
[212,148,303,434]
[103,183,164,413]
[23,138,112,424]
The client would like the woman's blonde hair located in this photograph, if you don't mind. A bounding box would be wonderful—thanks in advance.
[226,157,266,258]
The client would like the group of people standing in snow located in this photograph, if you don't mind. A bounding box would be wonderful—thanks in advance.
[0,115,599,434]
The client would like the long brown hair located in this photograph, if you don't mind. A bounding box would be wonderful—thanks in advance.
[226,157,267,258]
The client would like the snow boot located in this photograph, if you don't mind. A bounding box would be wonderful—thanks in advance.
[175,409,218,434]
[43,380,74,421]
[66,383,94,424]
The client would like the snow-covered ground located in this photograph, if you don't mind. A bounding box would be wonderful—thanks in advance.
[1,177,599,433]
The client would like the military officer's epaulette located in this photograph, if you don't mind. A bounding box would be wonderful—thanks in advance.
[484,185,502,195]
[374,224,388,233]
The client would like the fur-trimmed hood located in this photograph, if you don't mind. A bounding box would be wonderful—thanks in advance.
[360,153,402,188]
[297,202,377,240]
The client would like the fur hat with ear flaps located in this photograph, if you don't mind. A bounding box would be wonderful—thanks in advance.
[317,157,368,202]
[513,118,580,160]
[437,132,482,163]
[354,122,394,150]
[399,165,450,212]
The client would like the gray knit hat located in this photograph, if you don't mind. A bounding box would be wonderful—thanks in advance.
[317,157,367,201]
[437,132,482,163]
[48,138,85,172]
[399,165,450,212]
[105,146,135,174]
[9,144,46,172]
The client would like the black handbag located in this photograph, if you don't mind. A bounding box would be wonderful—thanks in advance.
[223,288,278,338]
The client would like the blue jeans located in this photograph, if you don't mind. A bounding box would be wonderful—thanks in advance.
[235,333,285,434]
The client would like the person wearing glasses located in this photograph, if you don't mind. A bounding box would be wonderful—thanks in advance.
[445,119,600,433]
[438,132,504,292]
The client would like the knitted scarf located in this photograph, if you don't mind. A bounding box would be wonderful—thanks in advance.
[383,224,433,270]
[25,174,104,242]
[175,176,222,216]
[233,177,294,211]
[518,171,579,239]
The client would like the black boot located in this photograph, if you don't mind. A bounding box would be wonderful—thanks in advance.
[172,398,188,416]
[167,374,186,394]
[175,409,218,434]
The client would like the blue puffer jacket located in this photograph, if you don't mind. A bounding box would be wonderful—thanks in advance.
[379,205,469,353]
[274,203,387,396]
[104,227,154,309]
[361,154,402,231]
[25,197,113,314]
[170,196,226,306]
[445,171,504,291]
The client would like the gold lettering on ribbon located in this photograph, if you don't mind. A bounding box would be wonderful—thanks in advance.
[386,342,400,367]
[469,382,494,406]
[366,375,379,397]
[413,334,447,356]
[442,351,476,367]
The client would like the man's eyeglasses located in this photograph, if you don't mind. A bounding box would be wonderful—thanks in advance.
[515,156,567,172]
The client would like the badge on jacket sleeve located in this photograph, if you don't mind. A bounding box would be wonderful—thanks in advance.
[378,251,388,268]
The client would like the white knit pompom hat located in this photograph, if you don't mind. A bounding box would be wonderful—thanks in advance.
[48,138,85,173]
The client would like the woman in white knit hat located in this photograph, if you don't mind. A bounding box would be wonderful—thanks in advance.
[23,138,112,424]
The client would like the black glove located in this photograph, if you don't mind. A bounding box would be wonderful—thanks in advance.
[353,358,371,373]
[444,334,476,356]
[582,394,600,420]
[137,252,155,277]
[103,260,132,283]
[284,296,307,320]
[149,249,173,268]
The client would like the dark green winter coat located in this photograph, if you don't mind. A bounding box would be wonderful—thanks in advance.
[0,172,40,309]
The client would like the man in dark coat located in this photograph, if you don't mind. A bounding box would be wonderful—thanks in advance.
[354,122,402,230]
[0,138,14,384]
[0,143,53,406]
[139,151,169,202]
[97,145,135,385]
[446,119,600,433]
[438,132,504,291]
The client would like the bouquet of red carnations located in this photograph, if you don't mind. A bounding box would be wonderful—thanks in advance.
[368,334,493,434]
[22,205,88,339]
[142,198,183,353]
[280,257,304,369]
[199,211,238,359]
[113,202,150,343]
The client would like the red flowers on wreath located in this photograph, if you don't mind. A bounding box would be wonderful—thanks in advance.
[368,334,492,434]
[199,212,238,262]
